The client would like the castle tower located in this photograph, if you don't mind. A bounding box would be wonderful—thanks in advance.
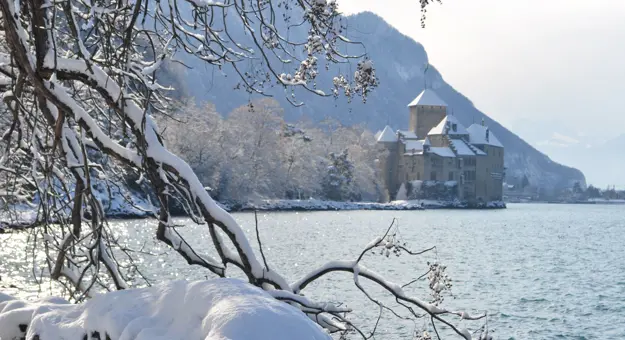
[408,89,448,139]
[375,126,399,200]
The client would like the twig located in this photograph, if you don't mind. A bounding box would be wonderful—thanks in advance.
[254,210,270,272]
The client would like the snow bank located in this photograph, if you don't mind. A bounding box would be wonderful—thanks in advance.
[226,199,505,211]
[0,180,154,231]
[0,279,330,340]
[587,198,625,204]
[229,198,426,211]
[390,199,506,210]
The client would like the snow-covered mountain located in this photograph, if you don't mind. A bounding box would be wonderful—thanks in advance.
[163,11,585,191]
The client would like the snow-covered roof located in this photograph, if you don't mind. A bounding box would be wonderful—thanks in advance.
[428,115,468,136]
[408,89,447,107]
[450,139,475,156]
[467,124,503,147]
[376,125,397,143]
[403,139,424,152]
[423,137,431,146]
[463,139,487,155]
[397,130,419,140]
[429,147,456,158]
[404,151,423,156]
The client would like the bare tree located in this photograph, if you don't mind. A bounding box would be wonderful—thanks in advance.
[0,0,485,337]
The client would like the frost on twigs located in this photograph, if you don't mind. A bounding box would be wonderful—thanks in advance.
[332,59,379,103]
[415,330,433,340]
[428,262,453,305]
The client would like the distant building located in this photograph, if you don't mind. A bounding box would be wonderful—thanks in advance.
[375,89,504,202]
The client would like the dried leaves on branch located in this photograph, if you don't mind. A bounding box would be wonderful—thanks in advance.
[0,0,484,337]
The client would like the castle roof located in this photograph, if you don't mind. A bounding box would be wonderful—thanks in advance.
[429,147,456,158]
[403,139,424,152]
[450,139,476,156]
[408,89,447,107]
[467,124,503,147]
[397,130,419,140]
[428,115,468,136]
[376,125,397,143]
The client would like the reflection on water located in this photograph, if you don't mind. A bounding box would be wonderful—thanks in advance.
[2,204,624,338]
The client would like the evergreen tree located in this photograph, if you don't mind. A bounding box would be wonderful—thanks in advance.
[322,149,357,201]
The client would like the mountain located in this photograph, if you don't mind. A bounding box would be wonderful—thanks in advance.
[163,11,585,192]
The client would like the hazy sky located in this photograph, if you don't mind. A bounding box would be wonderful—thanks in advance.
[337,0,625,186]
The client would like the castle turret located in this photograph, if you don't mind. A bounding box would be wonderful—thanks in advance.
[376,125,398,144]
[376,125,400,200]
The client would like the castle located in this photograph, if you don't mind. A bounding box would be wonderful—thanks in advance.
[376,89,504,202]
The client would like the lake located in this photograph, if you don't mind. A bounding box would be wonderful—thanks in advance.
[2,203,624,339]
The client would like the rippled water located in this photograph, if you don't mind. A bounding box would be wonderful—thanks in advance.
[2,204,625,339]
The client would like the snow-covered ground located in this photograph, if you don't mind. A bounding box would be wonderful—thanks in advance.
[227,198,505,211]
[226,198,426,211]
[0,279,330,340]
[0,182,154,230]
[587,198,625,204]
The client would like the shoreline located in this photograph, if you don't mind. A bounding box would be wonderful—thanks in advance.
[0,199,505,232]
[504,199,625,205]
[224,199,506,212]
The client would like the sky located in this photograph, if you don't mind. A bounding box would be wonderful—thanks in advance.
[338,0,625,187]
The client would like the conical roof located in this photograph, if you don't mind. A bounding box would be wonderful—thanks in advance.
[376,125,397,143]
[408,89,447,107]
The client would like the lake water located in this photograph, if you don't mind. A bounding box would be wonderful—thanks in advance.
[2,204,625,339]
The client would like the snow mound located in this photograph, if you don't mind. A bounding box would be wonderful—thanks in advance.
[0,279,330,340]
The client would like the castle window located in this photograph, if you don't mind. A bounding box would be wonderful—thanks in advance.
[448,172,454,181]
[430,171,437,181]
[417,172,421,180]
[452,123,457,132]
